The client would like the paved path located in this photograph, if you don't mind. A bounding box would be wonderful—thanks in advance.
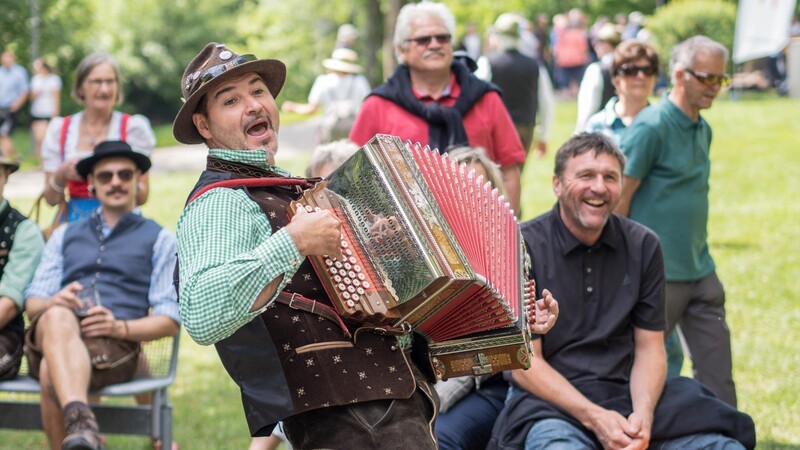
[5,118,320,200]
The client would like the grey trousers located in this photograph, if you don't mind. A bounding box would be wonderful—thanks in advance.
[665,271,737,408]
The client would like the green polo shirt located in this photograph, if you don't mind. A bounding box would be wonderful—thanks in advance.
[619,94,715,281]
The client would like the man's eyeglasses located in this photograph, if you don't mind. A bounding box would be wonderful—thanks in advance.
[685,69,731,87]
[94,169,135,184]
[615,65,657,78]
[405,34,452,47]
[186,54,257,96]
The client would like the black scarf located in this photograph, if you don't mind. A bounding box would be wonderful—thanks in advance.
[370,62,499,153]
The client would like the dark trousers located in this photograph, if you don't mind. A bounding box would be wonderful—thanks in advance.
[283,385,437,449]
[665,271,737,407]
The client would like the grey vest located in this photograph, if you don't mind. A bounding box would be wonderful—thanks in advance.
[62,211,161,320]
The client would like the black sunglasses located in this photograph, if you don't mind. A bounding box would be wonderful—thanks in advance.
[685,69,731,87]
[616,64,657,77]
[405,34,452,46]
[94,169,135,184]
[186,54,257,96]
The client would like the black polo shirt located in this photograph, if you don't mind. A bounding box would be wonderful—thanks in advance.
[522,204,665,385]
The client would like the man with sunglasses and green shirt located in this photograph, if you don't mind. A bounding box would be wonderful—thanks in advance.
[174,43,438,449]
[24,140,180,450]
[617,36,738,408]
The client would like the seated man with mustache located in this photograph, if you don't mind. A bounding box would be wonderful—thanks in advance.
[24,140,180,450]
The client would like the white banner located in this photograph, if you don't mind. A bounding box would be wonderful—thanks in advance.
[733,0,797,63]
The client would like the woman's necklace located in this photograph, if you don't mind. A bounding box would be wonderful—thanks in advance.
[83,119,110,149]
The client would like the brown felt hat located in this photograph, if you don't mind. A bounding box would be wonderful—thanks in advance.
[0,157,20,174]
[172,43,286,144]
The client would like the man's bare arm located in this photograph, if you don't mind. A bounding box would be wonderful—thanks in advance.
[625,327,666,449]
[615,176,641,217]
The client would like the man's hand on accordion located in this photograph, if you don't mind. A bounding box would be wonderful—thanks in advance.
[285,207,344,260]
[530,289,559,335]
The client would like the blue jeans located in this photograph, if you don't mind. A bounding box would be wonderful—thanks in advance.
[436,380,508,450]
[525,418,745,450]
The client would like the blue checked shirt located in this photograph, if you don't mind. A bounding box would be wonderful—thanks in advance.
[25,208,180,323]
[176,149,303,346]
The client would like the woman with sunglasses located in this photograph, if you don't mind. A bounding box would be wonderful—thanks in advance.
[40,53,155,222]
[583,40,659,145]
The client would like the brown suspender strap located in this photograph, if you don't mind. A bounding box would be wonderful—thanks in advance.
[274,291,351,339]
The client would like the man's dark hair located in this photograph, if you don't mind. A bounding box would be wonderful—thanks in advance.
[554,132,626,179]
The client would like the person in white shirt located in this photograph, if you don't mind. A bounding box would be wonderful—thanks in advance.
[281,48,371,144]
[30,58,62,167]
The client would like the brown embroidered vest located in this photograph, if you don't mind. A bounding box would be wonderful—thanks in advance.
[190,159,416,434]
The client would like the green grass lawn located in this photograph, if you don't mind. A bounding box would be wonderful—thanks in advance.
[2,93,799,448]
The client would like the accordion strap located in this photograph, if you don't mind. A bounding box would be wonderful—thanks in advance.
[275,291,351,339]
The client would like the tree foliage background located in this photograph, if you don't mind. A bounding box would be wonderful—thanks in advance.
[2,0,783,126]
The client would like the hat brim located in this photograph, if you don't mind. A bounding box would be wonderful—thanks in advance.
[0,163,20,174]
[172,58,287,145]
[322,59,362,74]
[76,151,152,180]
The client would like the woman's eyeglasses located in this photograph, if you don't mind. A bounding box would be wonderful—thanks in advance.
[615,65,657,78]
[186,54,258,96]
[685,69,731,87]
[94,169,135,184]
[404,34,452,47]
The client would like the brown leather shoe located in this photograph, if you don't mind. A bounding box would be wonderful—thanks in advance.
[62,403,102,450]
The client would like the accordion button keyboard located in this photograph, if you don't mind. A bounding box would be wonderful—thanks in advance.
[344,262,352,270]
[334,261,343,269]
[346,299,355,308]
[344,249,353,256]
[352,294,360,302]
[325,259,334,267]
[348,256,357,265]
[342,291,351,300]
[304,205,313,212]
[338,269,348,277]
[347,285,356,294]
[337,283,347,292]
[353,265,362,273]
[328,267,338,276]
[348,271,356,279]
[333,275,342,283]
[356,287,365,295]
[341,240,349,248]
[344,277,352,285]
[362,281,371,289]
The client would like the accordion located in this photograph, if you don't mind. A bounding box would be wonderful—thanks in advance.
[288,135,535,379]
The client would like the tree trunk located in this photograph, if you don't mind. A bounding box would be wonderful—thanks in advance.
[363,0,383,86]
[383,0,408,80]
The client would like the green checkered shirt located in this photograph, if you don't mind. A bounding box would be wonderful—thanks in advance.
[176,149,303,345]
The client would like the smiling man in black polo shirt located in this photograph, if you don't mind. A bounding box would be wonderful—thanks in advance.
[488,133,755,450]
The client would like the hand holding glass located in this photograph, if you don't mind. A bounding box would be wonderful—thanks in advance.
[75,285,101,318]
